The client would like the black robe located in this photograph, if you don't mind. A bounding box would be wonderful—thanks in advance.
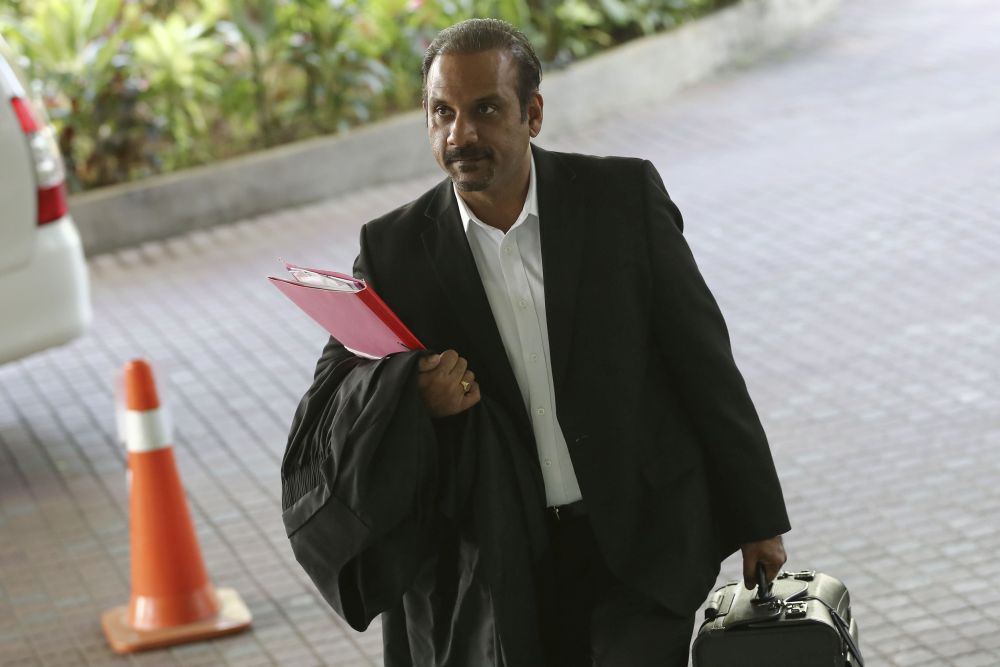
[280,343,549,666]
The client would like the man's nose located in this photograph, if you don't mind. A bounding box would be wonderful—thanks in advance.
[448,112,478,146]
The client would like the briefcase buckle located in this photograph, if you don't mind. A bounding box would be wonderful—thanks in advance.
[785,601,808,619]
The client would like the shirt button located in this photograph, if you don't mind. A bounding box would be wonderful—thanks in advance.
[543,459,552,467]
[519,298,528,309]
[504,246,513,255]
[529,353,539,362]
[536,407,546,416]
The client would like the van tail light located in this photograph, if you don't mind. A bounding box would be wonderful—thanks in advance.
[10,97,68,225]
[11,96,39,132]
[37,183,68,224]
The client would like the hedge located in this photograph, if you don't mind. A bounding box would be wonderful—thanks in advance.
[1,0,730,191]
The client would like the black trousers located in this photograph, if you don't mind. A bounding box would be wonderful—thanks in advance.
[535,513,696,667]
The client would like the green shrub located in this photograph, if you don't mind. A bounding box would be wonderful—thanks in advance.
[0,0,729,191]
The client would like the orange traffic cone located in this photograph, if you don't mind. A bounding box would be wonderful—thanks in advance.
[101,359,251,653]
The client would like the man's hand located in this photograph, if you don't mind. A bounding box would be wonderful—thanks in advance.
[417,350,481,418]
[740,535,787,590]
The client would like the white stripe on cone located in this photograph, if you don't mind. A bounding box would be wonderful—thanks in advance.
[123,408,171,453]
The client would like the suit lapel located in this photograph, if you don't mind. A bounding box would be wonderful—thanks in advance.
[419,179,530,438]
[533,145,583,391]
[418,146,585,439]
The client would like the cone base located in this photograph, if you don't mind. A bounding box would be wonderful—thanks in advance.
[101,587,252,654]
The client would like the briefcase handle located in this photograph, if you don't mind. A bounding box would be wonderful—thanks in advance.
[753,562,776,604]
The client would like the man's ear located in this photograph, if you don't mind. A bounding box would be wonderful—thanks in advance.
[422,99,429,127]
[528,92,543,138]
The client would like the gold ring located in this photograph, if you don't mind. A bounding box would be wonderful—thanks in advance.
[461,380,471,393]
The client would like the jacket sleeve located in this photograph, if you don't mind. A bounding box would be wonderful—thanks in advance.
[641,160,790,550]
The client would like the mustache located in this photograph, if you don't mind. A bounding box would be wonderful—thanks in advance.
[445,147,492,162]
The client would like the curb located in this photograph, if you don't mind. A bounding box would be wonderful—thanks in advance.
[72,0,840,257]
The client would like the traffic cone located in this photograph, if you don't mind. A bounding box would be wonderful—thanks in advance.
[101,359,252,653]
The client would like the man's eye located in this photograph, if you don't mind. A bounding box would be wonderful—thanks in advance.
[434,106,452,116]
[478,104,497,114]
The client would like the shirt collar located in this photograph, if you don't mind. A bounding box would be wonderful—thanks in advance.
[454,153,538,235]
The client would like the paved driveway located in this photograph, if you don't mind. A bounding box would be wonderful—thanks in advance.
[2,0,999,664]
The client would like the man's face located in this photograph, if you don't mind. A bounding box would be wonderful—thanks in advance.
[425,49,542,194]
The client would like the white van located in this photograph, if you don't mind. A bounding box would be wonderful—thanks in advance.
[0,36,91,364]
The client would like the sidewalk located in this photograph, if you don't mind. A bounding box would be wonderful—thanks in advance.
[2,0,999,664]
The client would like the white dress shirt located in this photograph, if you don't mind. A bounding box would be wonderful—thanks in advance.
[454,157,583,507]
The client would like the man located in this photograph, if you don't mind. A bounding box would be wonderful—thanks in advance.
[289,18,790,667]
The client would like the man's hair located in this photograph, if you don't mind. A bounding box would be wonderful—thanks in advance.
[422,18,542,121]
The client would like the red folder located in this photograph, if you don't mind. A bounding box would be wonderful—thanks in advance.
[268,262,424,358]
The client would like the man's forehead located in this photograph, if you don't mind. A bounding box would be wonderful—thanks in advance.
[426,50,518,101]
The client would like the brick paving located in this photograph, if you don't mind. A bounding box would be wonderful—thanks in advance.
[2,0,999,664]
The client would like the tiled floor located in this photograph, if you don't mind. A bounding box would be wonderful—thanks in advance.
[2,0,999,664]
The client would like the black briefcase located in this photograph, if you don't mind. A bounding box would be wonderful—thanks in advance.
[692,567,864,667]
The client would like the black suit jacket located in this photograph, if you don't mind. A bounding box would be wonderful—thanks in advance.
[347,144,790,615]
